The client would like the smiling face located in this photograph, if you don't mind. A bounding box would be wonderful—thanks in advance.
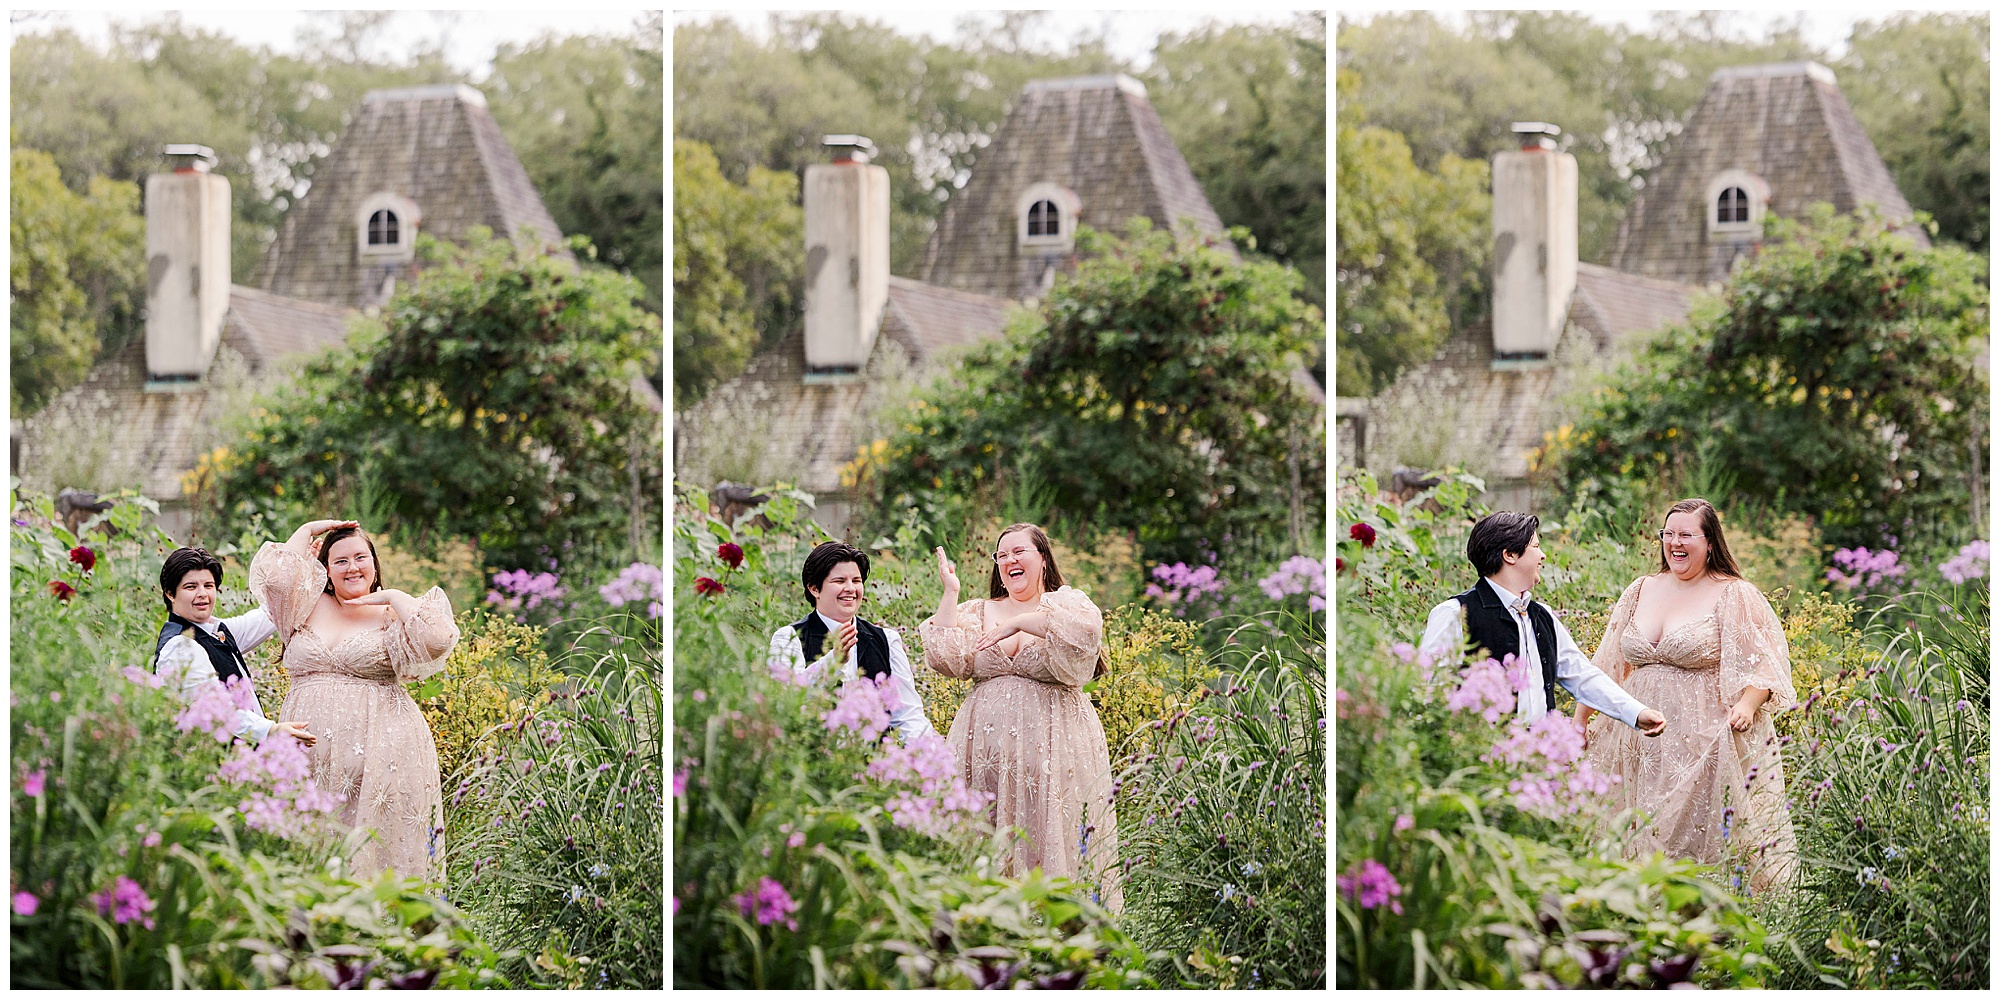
[1661,511,1710,580]
[994,529,1049,600]
[810,561,865,622]
[1507,533,1548,589]
[170,569,220,623]
[326,535,379,600]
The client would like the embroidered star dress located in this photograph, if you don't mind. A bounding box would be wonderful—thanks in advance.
[249,542,459,881]
[920,586,1121,909]
[1585,576,1798,893]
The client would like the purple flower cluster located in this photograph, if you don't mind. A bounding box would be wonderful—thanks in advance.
[1483,713,1618,819]
[1336,858,1403,914]
[1144,562,1227,609]
[1446,659,1515,723]
[215,731,344,839]
[120,665,167,690]
[1257,555,1327,612]
[173,675,261,744]
[91,875,157,930]
[734,876,800,930]
[865,734,992,836]
[487,569,567,620]
[819,674,901,744]
[1939,540,1989,585]
[599,562,664,619]
[1827,546,1907,593]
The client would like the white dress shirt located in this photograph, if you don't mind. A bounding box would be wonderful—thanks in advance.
[157,606,279,743]
[768,613,936,743]
[1417,578,1649,727]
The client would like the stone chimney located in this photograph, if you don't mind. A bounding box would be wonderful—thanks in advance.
[803,135,890,375]
[144,145,232,387]
[1490,122,1577,361]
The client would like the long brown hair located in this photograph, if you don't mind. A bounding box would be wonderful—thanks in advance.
[318,525,385,595]
[984,522,1106,679]
[987,523,1065,599]
[1656,498,1742,579]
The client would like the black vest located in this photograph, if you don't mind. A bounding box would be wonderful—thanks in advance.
[794,614,891,681]
[152,614,248,685]
[1454,579,1558,712]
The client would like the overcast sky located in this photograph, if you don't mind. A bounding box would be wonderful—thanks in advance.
[10,9,659,79]
[671,9,1314,68]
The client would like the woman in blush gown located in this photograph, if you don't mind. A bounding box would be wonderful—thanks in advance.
[1580,498,1798,893]
[249,519,460,881]
[920,522,1120,910]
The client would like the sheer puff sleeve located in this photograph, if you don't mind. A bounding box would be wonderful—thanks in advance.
[1719,579,1797,714]
[1036,586,1104,689]
[919,599,986,679]
[1591,578,1646,685]
[247,542,326,642]
[385,587,459,684]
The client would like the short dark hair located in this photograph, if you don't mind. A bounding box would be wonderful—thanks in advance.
[317,526,384,596]
[1466,512,1539,578]
[802,541,869,605]
[161,547,225,610]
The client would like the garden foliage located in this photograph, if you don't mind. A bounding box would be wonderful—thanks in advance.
[202,232,662,570]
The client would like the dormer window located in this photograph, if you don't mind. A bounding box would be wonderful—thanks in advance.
[1704,170,1767,242]
[1716,187,1749,224]
[1016,182,1081,252]
[356,191,420,263]
[368,208,401,246]
[1027,199,1060,237]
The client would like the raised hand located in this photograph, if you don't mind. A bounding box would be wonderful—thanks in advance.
[935,546,960,596]
[288,518,359,553]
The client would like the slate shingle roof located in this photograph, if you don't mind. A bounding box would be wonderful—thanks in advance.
[1610,62,1928,286]
[254,84,566,308]
[918,75,1228,300]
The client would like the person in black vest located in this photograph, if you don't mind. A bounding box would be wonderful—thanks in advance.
[1417,512,1667,737]
[766,540,935,742]
[155,546,315,746]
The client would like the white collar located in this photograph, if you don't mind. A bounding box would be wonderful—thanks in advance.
[815,610,856,632]
[190,617,223,636]
[1483,578,1528,607]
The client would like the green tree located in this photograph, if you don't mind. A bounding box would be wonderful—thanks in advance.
[10,147,146,413]
[209,232,660,568]
[487,14,665,309]
[867,222,1324,563]
[1333,71,1490,397]
[671,140,803,406]
[1552,207,1988,545]
[1836,13,1990,253]
[1148,14,1327,308]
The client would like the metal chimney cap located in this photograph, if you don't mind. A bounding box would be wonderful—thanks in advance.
[822,135,878,164]
[162,144,217,171]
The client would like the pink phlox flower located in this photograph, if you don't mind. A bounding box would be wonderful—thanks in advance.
[1148,562,1228,608]
[1939,540,1990,585]
[1500,653,1535,695]
[1336,858,1403,914]
[11,891,37,916]
[174,675,258,744]
[486,569,568,620]
[92,875,157,929]
[734,876,800,930]
[213,732,342,838]
[1827,546,1908,592]
[23,769,47,798]
[599,563,664,617]
[865,734,990,836]
[1393,813,1415,833]
[820,674,899,743]
[1446,659,1515,723]
[673,770,688,798]
[120,665,168,690]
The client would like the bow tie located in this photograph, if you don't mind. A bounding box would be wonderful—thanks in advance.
[1508,595,1532,617]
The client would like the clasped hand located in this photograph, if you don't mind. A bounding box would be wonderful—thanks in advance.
[974,619,1023,653]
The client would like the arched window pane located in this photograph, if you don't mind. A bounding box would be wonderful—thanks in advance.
[1027,199,1059,237]
[369,208,400,245]
[1716,187,1750,225]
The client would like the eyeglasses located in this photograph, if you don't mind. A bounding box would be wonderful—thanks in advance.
[1658,530,1702,544]
[993,546,1035,564]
